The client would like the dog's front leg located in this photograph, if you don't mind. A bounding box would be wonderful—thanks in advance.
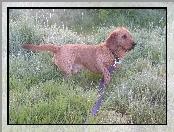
[102,67,111,85]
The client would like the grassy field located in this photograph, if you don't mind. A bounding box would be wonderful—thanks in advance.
[9,8,166,124]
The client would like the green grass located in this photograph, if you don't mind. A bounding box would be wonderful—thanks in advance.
[10,80,98,124]
[9,9,166,124]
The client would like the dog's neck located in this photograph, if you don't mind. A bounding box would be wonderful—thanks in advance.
[101,42,123,63]
[109,49,120,63]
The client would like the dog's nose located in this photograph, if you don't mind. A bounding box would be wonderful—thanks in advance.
[132,42,136,46]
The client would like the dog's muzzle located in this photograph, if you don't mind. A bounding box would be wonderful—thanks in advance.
[126,41,136,52]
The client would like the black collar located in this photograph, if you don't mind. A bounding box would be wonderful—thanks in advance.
[110,49,120,63]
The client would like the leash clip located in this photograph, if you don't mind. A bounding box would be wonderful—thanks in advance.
[113,58,121,67]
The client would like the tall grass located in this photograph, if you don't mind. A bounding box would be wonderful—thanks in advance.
[9,9,166,124]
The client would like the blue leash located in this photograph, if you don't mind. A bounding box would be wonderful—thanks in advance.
[91,59,121,116]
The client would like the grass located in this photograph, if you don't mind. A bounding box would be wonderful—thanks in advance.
[10,80,98,124]
[9,9,166,124]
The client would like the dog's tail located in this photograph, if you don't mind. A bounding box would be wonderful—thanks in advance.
[22,44,59,53]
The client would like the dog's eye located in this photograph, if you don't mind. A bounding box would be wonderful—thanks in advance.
[122,35,127,39]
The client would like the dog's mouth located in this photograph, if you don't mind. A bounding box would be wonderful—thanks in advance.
[122,46,135,52]
[126,46,135,52]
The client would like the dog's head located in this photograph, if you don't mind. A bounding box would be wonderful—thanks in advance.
[106,27,136,53]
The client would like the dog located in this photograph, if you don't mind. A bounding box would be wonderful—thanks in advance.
[22,27,136,84]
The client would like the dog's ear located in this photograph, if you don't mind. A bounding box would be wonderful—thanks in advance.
[106,32,118,51]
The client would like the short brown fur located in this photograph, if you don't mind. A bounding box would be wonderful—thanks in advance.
[22,27,136,84]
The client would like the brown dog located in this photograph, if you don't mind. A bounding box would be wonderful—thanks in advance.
[22,27,136,84]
